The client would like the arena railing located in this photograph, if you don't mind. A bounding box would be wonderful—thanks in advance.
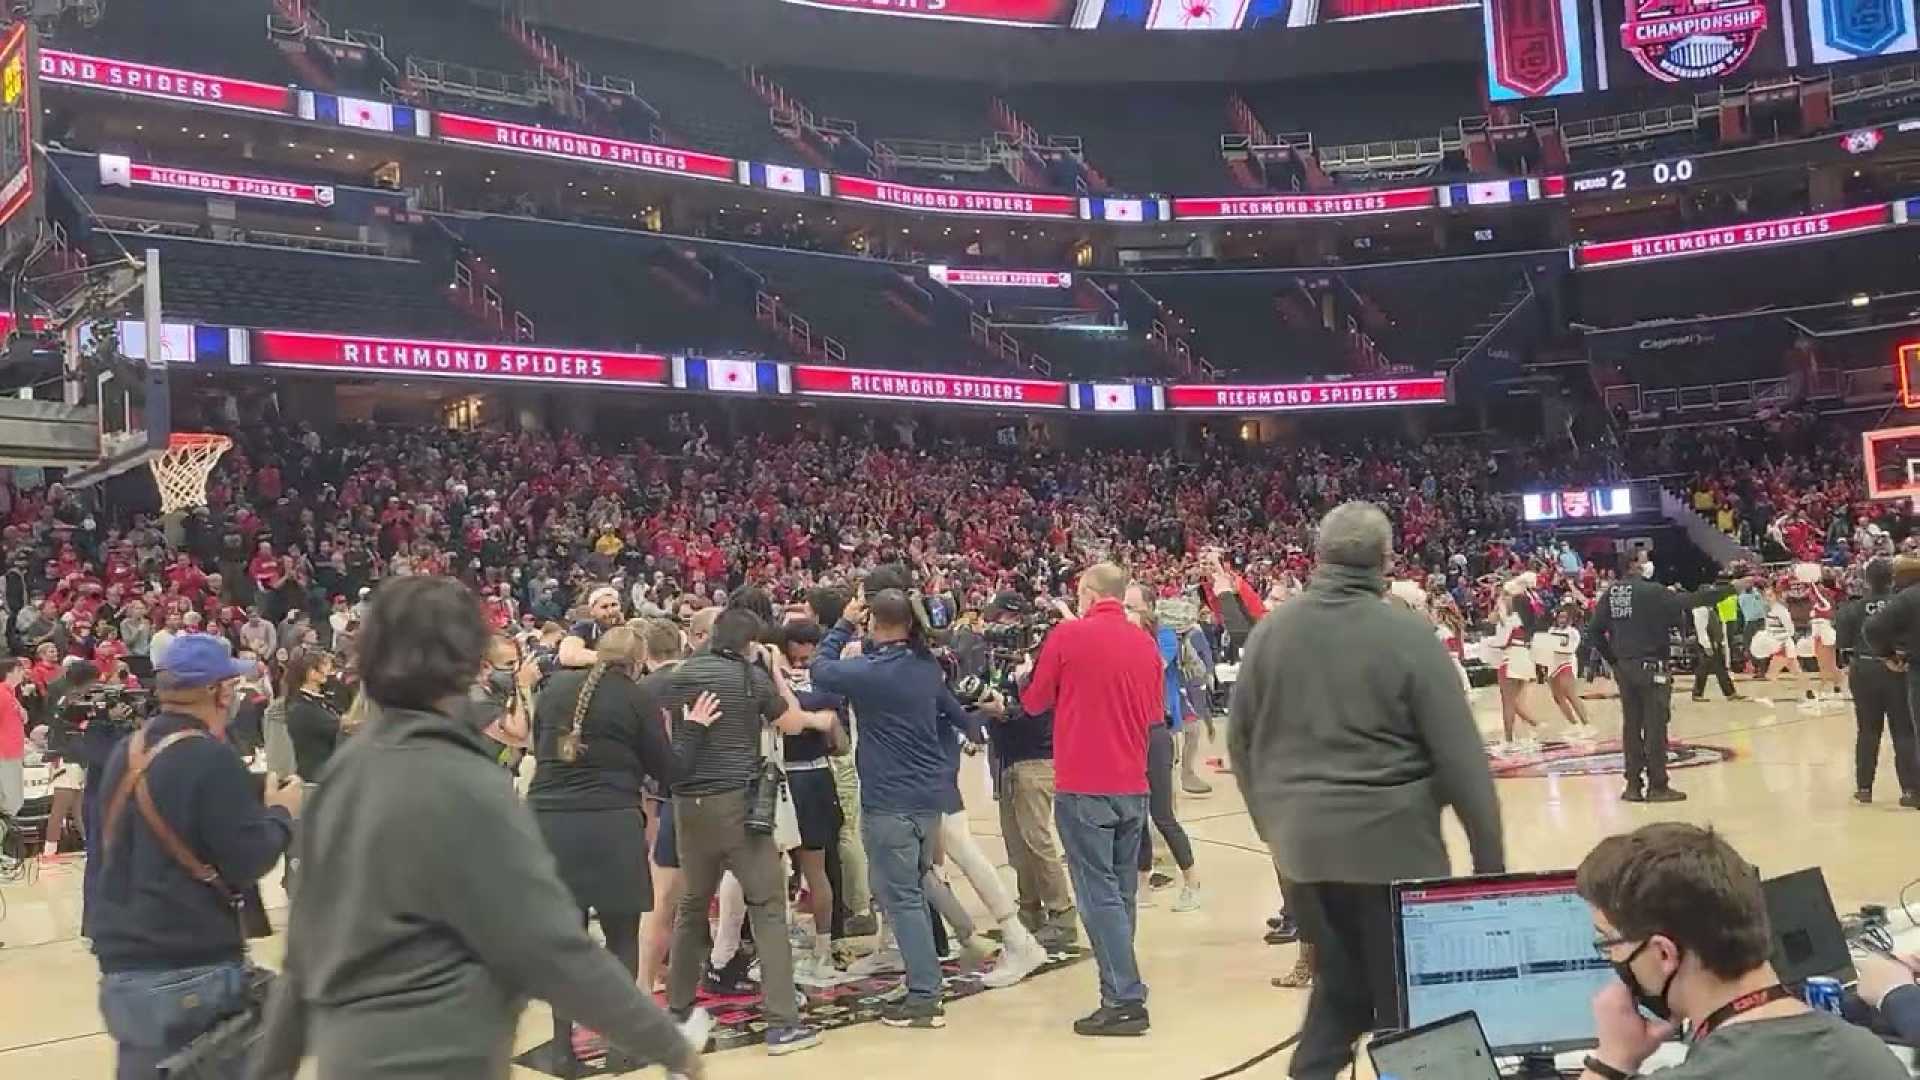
[1601,368,1901,425]
[403,56,554,110]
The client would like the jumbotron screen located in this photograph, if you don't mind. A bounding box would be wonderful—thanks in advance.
[778,0,1470,28]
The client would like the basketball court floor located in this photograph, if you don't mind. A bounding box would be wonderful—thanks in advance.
[0,676,1912,1080]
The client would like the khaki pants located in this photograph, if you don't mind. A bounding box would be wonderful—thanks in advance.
[830,754,870,914]
[998,759,1072,915]
[667,790,798,1025]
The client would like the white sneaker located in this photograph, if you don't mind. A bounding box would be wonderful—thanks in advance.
[1172,884,1202,913]
[678,1007,714,1054]
[794,953,842,987]
[848,947,903,977]
[980,928,1049,989]
[956,936,999,973]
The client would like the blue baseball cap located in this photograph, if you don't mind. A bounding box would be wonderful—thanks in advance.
[156,634,255,689]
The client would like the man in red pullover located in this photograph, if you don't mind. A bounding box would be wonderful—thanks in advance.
[1019,562,1164,1038]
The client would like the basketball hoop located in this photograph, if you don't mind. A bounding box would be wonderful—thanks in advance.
[148,433,231,515]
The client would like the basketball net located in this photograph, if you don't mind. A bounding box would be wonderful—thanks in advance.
[149,433,232,515]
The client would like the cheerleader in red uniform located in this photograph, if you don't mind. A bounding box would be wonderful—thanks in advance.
[1805,566,1845,701]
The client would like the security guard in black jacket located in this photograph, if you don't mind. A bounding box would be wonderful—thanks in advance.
[1587,558,1742,804]
[1836,558,1920,807]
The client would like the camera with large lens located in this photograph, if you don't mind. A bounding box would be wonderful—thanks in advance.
[949,609,1061,708]
[59,684,154,743]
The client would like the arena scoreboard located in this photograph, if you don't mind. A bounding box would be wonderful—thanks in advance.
[1565,155,1701,196]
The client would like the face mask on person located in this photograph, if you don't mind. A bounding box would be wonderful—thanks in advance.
[1613,937,1683,1021]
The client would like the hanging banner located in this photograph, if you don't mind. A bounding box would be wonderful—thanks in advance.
[1164,376,1449,411]
[435,113,735,182]
[249,331,670,388]
[830,175,1080,219]
[39,50,293,114]
[1484,0,1588,99]
[1573,203,1893,267]
[1805,0,1919,62]
[97,154,335,206]
[1172,188,1437,220]
[1598,0,1790,88]
[790,364,1071,408]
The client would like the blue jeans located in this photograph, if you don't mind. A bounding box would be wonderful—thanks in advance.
[862,809,943,1003]
[1055,792,1149,1007]
[98,961,251,1080]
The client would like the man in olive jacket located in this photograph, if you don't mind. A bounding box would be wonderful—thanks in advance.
[1229,502,1504,1080]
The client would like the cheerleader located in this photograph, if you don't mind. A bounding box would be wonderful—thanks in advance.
[1802,565,1845,700]
[1542,604,1593,732]
[1390,580,1471,694]
[1492,575,1546,745]
[1751,583,1806,692]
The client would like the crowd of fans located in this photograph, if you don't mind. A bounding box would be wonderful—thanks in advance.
[0,408,1909,685]
[1646,412,1913,564]
[0,420,1527,670]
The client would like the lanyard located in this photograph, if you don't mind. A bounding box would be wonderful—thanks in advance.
[1692,983,1795,1042]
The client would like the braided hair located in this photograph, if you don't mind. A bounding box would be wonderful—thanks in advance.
[557,625,643,764]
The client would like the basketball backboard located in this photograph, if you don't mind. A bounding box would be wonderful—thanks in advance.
[1863,425,1920,502]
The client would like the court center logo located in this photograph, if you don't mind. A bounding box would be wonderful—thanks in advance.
[1489,737,1736,778]
[1619,0,1770,82]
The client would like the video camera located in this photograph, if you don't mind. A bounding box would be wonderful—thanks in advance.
[949,604,1061,708]
[981,616,1055,657]
[58,684,155,744]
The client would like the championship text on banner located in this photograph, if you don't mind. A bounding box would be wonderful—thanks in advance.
[98,154,335,207]
[435,113,736,182]
[1164,377,1449,411]
[1572,203,1893,267]
[1172,188,1438,220]
[40,50,293,115]
[928,265,1073,288]
[250,331,671,388]
[790,365,1071,408]
[831,175,1079,219]
[1599,0,1789,88]
[777,0,1083,24]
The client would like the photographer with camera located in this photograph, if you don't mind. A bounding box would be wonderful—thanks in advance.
[660,605,822,1057]
[89,634,303,1078]
[979,592,1078,950]
[45,659,108,861]
[812,588,977,1029]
